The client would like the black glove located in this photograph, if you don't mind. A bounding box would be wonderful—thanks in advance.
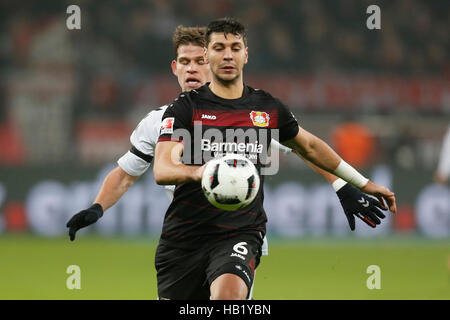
[336,183,386,231]
[66,203,104,241]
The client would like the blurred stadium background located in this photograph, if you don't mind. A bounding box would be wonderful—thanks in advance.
[0,0,449,299]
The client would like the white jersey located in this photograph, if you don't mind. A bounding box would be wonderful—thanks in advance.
[118,104,294,256]
[118,105,175,199]
[118,105,168,176]
[437,124,450,180]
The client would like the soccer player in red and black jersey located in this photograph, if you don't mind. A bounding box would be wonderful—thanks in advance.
[153,18,397,300]
[66,22,394,300]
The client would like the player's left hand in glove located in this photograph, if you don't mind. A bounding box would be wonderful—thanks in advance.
[66,203,103,241]
[336,183,386,231]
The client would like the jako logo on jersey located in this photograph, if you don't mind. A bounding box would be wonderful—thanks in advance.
[201,114,216,120]
[250,111,270,127]
[160,117,174,134]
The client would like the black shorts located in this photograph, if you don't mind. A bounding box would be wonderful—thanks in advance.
[155,233,262,300]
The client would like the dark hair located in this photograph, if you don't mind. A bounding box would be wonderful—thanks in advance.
[172,26,207,58]
[206,17,247,46]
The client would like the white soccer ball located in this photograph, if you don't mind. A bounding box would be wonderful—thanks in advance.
[201,153,260,211]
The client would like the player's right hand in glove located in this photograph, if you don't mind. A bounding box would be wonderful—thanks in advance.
[66,203,103,241]
[336,183,386,231]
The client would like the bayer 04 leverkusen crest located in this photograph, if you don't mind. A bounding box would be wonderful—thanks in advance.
[249,111,270,127]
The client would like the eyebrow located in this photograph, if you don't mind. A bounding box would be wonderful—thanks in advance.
[212,42,243,47]
[178,55,205,61]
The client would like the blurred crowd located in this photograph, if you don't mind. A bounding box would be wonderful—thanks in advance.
[0,0,449,165]
[3,0,449,74]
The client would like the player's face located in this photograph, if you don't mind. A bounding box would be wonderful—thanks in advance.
[206,32,248,84]
[172,44,211,92]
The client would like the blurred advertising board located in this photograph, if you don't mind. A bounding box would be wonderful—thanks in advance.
[0,163,448,238]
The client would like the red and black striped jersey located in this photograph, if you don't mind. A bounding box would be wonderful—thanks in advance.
[156,83,299,248]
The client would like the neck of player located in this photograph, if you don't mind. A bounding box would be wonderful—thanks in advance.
[209,74,244,99]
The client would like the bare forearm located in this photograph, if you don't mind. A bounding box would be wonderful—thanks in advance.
[94,167,138,211]
[285,127,396,213]
[154,161,201,185]
[153,141,203,185]
[303,138,341,173]
[292,149,339,184]
[285,128,341,175]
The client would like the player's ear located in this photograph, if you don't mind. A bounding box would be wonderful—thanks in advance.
[244,47,248,64]
[171,60,178,76]
[203,47,209,64]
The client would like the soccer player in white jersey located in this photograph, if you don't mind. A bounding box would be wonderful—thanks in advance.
[67,24,392,300]
[66,27,210,240]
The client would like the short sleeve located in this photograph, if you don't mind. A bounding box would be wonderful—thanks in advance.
[117,107,165,176]
[158,93,194,143]
[276,98,299,142]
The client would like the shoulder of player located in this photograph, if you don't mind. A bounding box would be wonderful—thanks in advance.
[166,90,198,114]
[175,89,200,103]
[247,85,284,106]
